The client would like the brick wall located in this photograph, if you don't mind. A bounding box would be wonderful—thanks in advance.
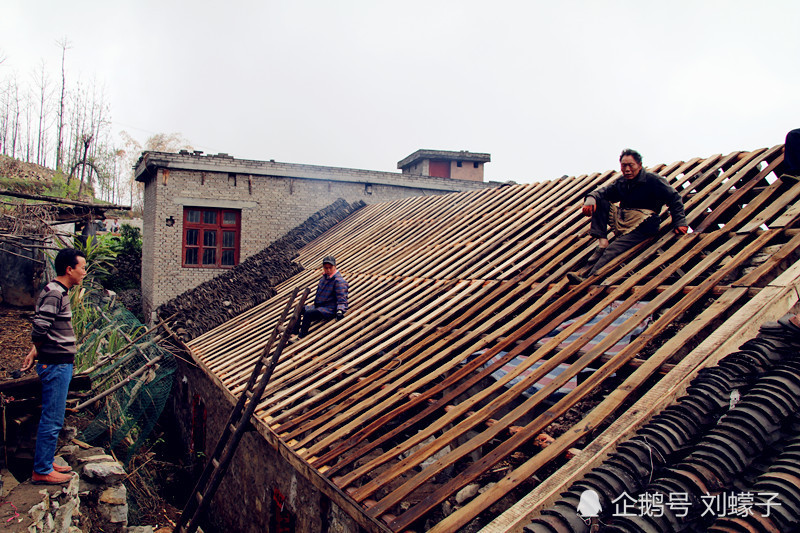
[137,152,497,318]
[167,359,364,532]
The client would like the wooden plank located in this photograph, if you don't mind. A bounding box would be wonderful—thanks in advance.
[736,230,800,287]
[682,148,771,228]
[463,286,751,533]
[314,283,606,474]
[480,258,800,533]
[263,280,479,431]
[359,233,715,512]
[274,233,594,448]
[737,178,800,233]
[694,148,784,233]
[719,174,797,235]
[299,237,593,467]
[388,230,778,531]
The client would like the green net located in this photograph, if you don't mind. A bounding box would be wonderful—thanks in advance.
[78,293,176,462]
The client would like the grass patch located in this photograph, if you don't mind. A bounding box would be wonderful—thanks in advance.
[0,175,49,195]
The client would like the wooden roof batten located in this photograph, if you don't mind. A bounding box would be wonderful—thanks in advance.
[184,145,800,532]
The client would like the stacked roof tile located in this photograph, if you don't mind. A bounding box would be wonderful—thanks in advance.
[526,316,800,532]
[185,144,800,532]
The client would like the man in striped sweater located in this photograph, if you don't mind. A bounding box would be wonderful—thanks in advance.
[22,247,87,484]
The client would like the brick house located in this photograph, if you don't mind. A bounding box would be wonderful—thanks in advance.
[397,149,490,181]
[134,150,497,318]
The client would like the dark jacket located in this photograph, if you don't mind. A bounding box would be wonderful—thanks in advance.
[588,169,687,234]
[314,271,348,313]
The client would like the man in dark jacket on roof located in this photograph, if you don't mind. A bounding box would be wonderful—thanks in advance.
[293,255,348,339]
[569,149,688,282]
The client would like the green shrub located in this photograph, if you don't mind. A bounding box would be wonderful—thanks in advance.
[101,224,142,293]
[44,171,81,198]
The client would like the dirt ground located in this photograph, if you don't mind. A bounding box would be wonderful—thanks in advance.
[0,304,34,379]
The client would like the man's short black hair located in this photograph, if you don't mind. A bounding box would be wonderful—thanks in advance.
[619,149,643,165]
[54,248,86,276]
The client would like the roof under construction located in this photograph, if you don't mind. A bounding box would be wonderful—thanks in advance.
[184,143,799,532]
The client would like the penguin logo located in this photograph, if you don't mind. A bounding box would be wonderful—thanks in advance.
[577,489,602,519]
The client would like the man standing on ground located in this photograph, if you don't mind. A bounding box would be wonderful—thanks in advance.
[293,255,348,339]
[22,248,87,484]
[569,149,688,282]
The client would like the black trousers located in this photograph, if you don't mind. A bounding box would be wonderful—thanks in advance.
[588,198,656,276]
[294,305,335,337]
[785,129,800,177]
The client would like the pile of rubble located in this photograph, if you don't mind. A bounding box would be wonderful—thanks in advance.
[158,198,365,341]
[1,436,159,532]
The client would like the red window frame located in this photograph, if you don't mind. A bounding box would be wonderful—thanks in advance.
[182,207,241,268]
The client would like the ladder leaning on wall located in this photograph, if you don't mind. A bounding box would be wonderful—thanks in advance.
[173,287,309,533]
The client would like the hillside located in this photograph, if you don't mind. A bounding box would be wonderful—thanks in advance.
[0,155,58,193]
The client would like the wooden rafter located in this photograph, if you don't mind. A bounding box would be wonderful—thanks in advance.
[186,145,798,531]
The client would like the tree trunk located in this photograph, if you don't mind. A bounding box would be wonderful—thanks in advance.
[36,61,49,166]
[77,134,92,197]
[55,38,70,171]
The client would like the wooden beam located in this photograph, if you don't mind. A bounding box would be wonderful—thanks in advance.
[0,189,130,210]
[479,248,800,533]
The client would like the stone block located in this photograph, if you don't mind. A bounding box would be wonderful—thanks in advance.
[57,445,80,463]
[77,447,107,458]
[54,497,79,533]
[99,501,129,524]
[82,461,127,484]
[99,484,127,505]
[79,478,100,494]
[455,483,480,504]
[77,454,116,464]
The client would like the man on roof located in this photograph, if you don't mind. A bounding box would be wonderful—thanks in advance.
[292,255,348,339]
[568,149,688,283]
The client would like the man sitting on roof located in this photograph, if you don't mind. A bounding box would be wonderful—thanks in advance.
[292,255,348,339]
[568,149,688,283]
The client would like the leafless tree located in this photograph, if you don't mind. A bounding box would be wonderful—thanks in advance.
[55,37,70,170]
[0,41,194,210]
[9,77,20,159]
[23,85,33,161]
[118,130,193,211]
[0,77,11,155]
[34,60,52,166]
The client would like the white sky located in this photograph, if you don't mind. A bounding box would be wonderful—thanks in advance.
[2,0,799,183]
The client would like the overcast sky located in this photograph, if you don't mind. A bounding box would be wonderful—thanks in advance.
[2,0,798,183]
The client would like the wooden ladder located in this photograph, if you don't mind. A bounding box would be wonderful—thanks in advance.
[173,287,309,533]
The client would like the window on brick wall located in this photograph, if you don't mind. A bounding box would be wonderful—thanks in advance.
[182,207,241,268]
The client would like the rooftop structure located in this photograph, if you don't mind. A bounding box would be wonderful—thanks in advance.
[171,143,800,532]
[397,149,491,181]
